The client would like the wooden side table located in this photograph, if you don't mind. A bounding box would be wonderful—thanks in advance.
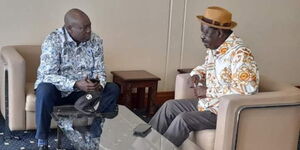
[111,70,161,115]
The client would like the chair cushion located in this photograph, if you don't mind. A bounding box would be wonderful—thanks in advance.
[25,82,36,112]
[190,129,215,150]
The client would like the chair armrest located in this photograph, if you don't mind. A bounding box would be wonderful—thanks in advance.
[214,88,300,150]
[0,58,6,118]
[1,46,26,130]
[175,73,196,99]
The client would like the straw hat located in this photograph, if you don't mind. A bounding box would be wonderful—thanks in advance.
[197,6,237,29]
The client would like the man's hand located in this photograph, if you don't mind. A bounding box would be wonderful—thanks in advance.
[75,76,103,92]
[190,75,207,98]
[190,74,206,87]
[191,75,201,87]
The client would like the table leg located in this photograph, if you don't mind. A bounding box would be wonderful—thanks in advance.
[57,126,62,149]
[147,83,158,115]
[137,87,145,109]
[123,84,133,109]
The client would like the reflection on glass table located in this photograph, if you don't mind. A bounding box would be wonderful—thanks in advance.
[52,105,181,150]
[52,105,114,150]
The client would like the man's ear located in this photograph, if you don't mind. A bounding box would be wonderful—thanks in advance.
[65,25,72,33]
[217,29,223,38]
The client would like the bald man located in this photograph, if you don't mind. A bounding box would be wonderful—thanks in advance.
[34,9,120,150]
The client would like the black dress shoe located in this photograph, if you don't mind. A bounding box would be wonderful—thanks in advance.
[38,145,48,150]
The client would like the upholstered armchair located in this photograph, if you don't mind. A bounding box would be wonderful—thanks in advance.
[0,45,57,130]
[176,73,300,150]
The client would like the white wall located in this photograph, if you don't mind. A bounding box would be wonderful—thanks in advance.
[180,0,300,87]
[0,0,299,92]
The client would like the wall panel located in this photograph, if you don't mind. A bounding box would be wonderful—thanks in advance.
[0,0,299,94]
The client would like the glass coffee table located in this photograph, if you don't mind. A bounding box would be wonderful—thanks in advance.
[51,105,179,150]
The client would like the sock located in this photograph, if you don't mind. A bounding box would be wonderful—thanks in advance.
[38,139,48,147]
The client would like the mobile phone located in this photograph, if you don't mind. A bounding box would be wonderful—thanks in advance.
[133,123,152,137]
[89,78,100,83]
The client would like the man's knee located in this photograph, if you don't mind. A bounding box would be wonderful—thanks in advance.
[104,82,120,96]
[161,99,178,110]
[36,83,59,96]
[155,99,180,116]
[163,99,176,107]
[36,83,60,106]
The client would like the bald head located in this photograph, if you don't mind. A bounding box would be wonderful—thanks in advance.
[64,8,92,43]
[64,8,89,26]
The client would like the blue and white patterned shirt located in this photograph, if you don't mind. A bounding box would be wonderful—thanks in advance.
[34,27,106,97]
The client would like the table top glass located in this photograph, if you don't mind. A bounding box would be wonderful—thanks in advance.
[52,105,178,150]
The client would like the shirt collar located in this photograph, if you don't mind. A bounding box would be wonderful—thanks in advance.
[62,27,76,43]
[62,27,92,46]
[214,32,237,56]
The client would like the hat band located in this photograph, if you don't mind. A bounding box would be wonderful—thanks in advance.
[202,17,231,28]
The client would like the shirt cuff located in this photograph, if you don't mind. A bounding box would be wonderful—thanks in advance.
[100,80,106,89]
[190,69,205,80]
[190,70,198,76]
[69,79,77,91]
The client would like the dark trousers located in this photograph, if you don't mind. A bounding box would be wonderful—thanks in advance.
[35,82,120,139]
[149,99,217,146]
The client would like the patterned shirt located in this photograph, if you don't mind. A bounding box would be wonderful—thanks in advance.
[190,33,259,114]
[34,27,106,97]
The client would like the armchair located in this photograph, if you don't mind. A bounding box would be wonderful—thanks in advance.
[176,73,300,150]
[0,45,57,130]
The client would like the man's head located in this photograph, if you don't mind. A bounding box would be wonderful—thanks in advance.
[201,24,232,49]
[197,6,236,49]
[64,8,91,43]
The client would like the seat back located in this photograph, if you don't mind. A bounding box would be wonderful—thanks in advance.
[13,45,41,83]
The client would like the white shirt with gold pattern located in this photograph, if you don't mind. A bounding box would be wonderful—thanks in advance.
[190,33,259,114]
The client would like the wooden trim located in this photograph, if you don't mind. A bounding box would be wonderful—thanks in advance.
[118,91,174,107]
[155,91,174,105]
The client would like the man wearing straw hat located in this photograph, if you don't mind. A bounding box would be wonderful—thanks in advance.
[150,6,259,146]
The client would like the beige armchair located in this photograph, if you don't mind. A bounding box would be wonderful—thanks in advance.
[176,73,300,150]
[0,45,57,130]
